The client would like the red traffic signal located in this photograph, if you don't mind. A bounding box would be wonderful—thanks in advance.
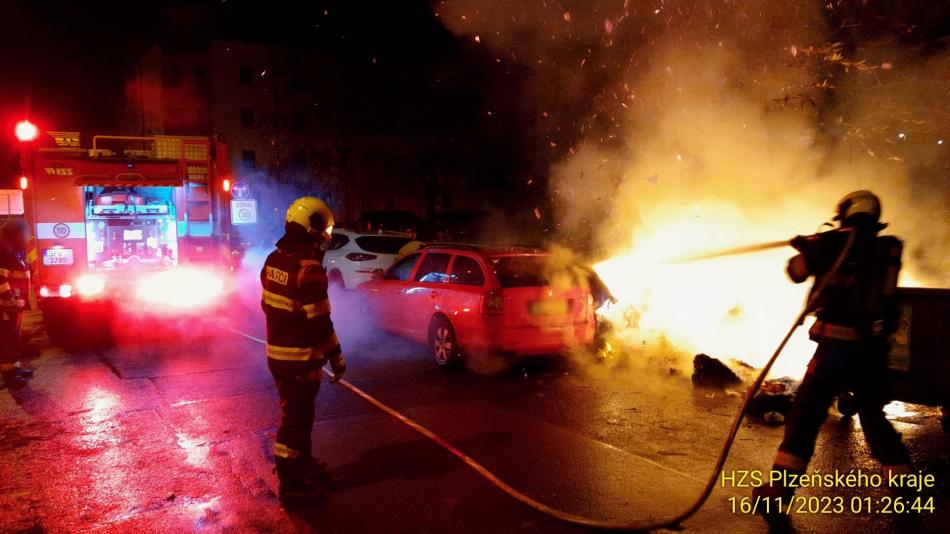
[222,178,231,193]
[15,120,39,142]
[19,176,28,190]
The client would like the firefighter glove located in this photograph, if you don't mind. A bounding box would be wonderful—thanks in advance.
[329,352,346,381]
[790,234,813,253]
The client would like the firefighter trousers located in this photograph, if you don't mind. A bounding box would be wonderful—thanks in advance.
[268,358,322,469]
[777,339,911,470]
[0,310,23,369]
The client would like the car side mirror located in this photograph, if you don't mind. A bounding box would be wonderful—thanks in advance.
[371,268,385,280]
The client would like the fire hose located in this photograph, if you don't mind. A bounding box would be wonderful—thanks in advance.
[234,228,855,531]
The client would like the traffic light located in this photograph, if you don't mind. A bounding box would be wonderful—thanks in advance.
[222,178,231,193]
[19,176,28,190]
[14,120,39,142]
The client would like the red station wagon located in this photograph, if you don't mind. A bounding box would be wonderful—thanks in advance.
[357,244,596,367]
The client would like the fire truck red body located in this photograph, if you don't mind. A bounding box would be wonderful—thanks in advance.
[20,130,235,322]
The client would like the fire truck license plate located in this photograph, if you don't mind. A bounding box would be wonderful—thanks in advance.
[42,248,74,266]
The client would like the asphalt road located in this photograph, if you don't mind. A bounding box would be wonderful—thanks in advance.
[1,293,947,533]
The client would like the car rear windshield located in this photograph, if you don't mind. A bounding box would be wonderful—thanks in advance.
[355,236,413,254]
[488,256,552,288]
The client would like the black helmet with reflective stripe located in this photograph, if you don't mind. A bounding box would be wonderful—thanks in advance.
[834,190,886,230]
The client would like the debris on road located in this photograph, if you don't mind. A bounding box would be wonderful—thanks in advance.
[691,354,742,390]
[747,378,800,425]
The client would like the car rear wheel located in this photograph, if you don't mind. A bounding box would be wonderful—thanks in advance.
[429,317,460,368]
[327,269,345,290]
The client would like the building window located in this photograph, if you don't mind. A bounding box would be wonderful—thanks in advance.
[164,105,185,131]
[240,108,255,128]
[195,104,211,131]
[239,65,253,86]
[194,65,209,97]
[242,150,256,169]
[163,64,183,87]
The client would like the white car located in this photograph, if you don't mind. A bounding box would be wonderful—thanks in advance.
[324,229,415,289]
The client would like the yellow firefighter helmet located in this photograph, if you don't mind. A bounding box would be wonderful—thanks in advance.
[286,196,335,239]
[834,190,882,226]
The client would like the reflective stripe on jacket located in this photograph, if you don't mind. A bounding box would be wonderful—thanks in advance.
[808,320,862,342]
[260,248,341,363]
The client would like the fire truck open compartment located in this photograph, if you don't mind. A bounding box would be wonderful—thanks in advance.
[84,185,179,271]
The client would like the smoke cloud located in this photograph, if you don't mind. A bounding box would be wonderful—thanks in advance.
[438,1,949,375]
[437,0,949,280]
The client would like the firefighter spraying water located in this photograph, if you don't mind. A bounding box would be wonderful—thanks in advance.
[750,191,913,521]
[505,189,943,531]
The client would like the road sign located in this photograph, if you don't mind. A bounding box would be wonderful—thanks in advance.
[230,199,258,225]
[231,181,251,199]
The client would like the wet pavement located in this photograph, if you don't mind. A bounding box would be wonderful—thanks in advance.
[1,295,947,533]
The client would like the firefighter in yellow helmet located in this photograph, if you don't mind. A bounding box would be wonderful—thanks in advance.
[261,196,346,505]
[755,191,911,519]
[1,219,34,389]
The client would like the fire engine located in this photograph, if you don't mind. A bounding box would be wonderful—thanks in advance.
[18,128,239,327]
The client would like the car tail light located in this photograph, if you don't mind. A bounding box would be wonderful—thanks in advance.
[483,289,504,314]
[345,253,378,262]
[39,285,50,298]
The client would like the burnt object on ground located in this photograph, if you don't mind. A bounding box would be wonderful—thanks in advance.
[691,354,742,390]
[748,378,799,425]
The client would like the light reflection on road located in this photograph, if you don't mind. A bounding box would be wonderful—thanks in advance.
[176,432,210,468]
[78,386,121,449]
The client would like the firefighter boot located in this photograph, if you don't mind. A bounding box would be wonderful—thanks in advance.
[301,455,332,483]
[275,457,327,506]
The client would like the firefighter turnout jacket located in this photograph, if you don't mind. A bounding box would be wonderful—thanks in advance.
[788,230,902,342]
[0,244,30,316]
[261,244,345,373]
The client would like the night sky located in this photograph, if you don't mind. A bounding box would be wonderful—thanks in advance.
[0,0,513,189]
